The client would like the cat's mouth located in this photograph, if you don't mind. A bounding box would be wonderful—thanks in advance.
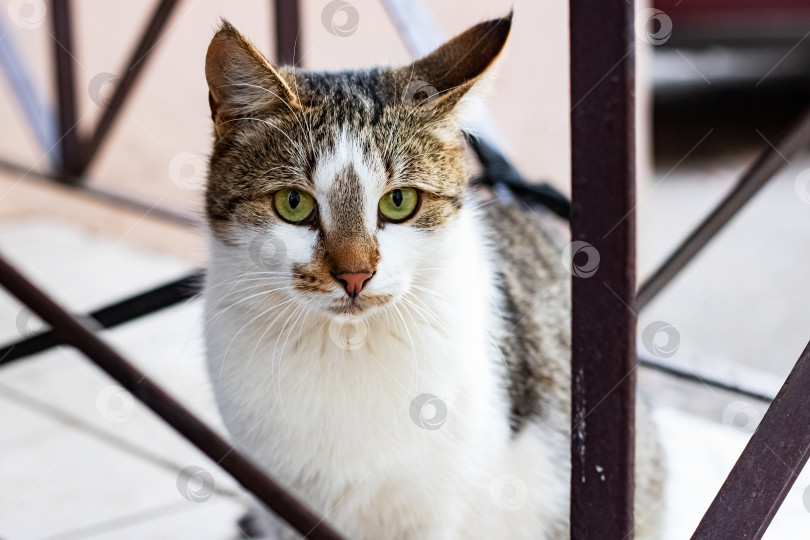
[329,293,393,315]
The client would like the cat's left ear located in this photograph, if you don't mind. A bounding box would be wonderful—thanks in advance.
[398,13,512,116]
[205,20,299,138]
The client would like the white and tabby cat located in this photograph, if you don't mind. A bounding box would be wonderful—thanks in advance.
[203,15,663,540]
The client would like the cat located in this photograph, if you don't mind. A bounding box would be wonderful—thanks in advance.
[202,15,664,540]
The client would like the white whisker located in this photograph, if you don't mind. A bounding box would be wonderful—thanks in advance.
[220,82,311,155]
[218,116,307,164]
[206,286,295,330]
[217,296,297,381]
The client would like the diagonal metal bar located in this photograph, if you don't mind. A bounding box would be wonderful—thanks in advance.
[0,270,203,366]
[638,352,775,404]
[691,341,810,539]
[0,254,346,540]
[50,0,83,180]
[569,0,636,538]
[79,0,180,175]
[637,107,810,310]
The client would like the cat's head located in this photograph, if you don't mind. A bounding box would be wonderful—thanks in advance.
[205,16,510,317]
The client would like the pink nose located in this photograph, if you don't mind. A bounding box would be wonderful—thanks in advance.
[334,271,373,297]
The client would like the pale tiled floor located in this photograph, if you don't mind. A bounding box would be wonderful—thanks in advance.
[0,219,246,539]
[638,151,810,378]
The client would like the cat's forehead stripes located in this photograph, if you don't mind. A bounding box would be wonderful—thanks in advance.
[310,132,382,276]
[313,129,383,234]
[326,167,368,235]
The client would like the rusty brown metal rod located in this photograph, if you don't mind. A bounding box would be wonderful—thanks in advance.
[569,0,637,538]
[691,340,810,539]
[50,0,83,180]
[80,0,180,175]
[0,253,346,540]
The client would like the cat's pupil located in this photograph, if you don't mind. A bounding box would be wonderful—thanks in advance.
[288,190,300,209]
[392,189,403,207]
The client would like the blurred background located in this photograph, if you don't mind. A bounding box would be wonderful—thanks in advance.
[1,0,810,538]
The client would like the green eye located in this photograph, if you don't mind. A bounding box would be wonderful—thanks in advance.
[379,188,419,223]
[273,188,316,224]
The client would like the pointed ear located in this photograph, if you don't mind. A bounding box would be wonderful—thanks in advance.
[205,20,299,138]
[396,14,512,116]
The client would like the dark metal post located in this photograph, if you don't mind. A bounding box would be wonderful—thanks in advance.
[274,0,301,66]
[0,254,346,540]
[50,0,83,179]
[569,0,636,538]
[692,341,810,539]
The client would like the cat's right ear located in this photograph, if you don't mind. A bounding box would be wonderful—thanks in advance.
[396,14,512,118]
[205,20,299,138]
